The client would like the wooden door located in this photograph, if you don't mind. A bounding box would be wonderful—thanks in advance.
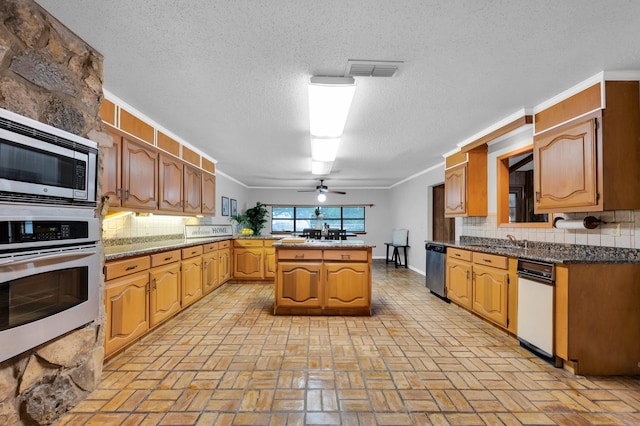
[158,154,183,212]
[149,263,181,327]
[446,258,472,309]
[472,264,509,327]
[444,164,467,216]
[324,263,370,308]
[534,118,598,211]
[202,172,216,215]
[233,248,264,279]
[202,252,219,293]
[122,138,158,209]
[104,272,149,356]
[183,165,202,214]
[181,257,202,308]
[102,129,122,207]
[276,263,322,308]
[432,184,455,241]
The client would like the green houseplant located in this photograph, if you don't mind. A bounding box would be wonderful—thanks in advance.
[230,202,269,235]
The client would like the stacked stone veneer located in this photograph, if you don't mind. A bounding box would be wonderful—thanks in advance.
[0,1,111,424]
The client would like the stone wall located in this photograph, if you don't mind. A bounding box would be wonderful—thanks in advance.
[0,1,109,424]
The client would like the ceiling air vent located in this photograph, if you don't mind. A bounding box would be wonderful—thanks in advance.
[344,60,403,77]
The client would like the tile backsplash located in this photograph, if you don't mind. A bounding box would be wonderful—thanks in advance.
[460,210,639,249]
[102,213,201,240]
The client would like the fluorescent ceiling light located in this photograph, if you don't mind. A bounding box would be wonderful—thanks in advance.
[311,160,333,175]
[317,193,326,202]
[311,137,340,162]
[308,76,356,138]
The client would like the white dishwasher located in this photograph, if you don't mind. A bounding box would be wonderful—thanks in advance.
[517,259,555,361]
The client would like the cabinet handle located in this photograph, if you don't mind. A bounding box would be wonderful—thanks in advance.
[466,270,469,279]
[535,191,540,202]
[117,188,122,200]
[483,258,492,263]
[125,265,138,271]
[455,253,461,257]
[153,278,157,290]
[295,254,304,259]
[341,254,351,259]
[125,189,130,200]
[164,256,173,261]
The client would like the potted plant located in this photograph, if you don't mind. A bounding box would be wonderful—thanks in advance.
[230,202,269,235]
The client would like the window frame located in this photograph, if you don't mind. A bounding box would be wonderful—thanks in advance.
[270,205,367,234]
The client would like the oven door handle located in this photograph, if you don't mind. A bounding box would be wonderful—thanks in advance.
[0,250,97,266]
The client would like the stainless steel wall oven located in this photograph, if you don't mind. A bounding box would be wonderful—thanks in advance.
[0,205,100,362]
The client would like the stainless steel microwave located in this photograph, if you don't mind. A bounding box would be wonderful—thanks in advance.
[0,108,98,207]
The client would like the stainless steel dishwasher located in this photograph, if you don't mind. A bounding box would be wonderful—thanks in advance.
[425,243,448,300]
[517,259,555,363]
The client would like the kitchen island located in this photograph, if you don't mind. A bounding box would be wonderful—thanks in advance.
[273,239,374,316]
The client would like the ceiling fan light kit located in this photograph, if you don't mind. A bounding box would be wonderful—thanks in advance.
[298,179,347,203]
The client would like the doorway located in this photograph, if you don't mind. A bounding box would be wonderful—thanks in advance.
[432,184,455,241]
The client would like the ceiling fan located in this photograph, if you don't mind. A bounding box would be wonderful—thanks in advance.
[298,179,346,195]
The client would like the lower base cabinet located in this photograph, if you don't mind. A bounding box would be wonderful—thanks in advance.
[325,263,370,309]
[181,245,203,308]
[233,239,279,280]
[446,248,516,333]
[276,263,322,308]
[149,263,181,327]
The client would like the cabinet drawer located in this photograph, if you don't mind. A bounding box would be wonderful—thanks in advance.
[234,239,263,247]
[182,245,203,259]
[472,252,508,269]
[447,248,472,262]
[278,249,323,260]
[105,256,150,280]
[203,242,218,253]
[218,240,231,249]
[323,250,368,262]
[151,250,181,267]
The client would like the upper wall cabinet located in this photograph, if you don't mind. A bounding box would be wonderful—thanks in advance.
[444,146,488,217]
[533,80,640,213]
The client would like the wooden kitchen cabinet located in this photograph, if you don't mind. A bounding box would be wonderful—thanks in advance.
[471,253,509,328]
[324,262,370,309]
[202,172,216,215]
[446,248,517,333]
[202,242,220,294]
[554,263,640,376]
[533,80,640,213]
[102,128,122,207]
[218,240,232,284]
[149,250,181,327]
[276,262,323,308]
[274,247,372,315]
[183,164,202,214]
[104,255,151,357]
[233,239,280,280]
[444,146,487,217]
[158,153,184,212]
[181,246,203,308]
[122,137,159,210]
[446,251,473,310]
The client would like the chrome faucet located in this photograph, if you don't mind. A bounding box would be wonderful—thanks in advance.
[506,234,517,244]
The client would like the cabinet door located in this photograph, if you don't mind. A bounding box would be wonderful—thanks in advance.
[233,248,264,279]
[472,264,509,327]
[276,262,322,308]
[159,154,183,212]
[102,129,122,207]
[181,257,203,308]
[149,263,181,327]
[183,165,202,214]
[122,138,159,209]
[105,271,149,356]
[444,164,467,216]
[534,119,598,211]
[202,251,219,294]
[324,263,370,308]
[446,257,472,309]
[218,247,231,284]
[202,172,216,215]
[264,246,277,278]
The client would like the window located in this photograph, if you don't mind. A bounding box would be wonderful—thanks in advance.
[271,206,366,233]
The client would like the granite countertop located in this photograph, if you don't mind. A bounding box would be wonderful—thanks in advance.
[426,236,640,264]
[273,239,375,249]
[104,235,233,260]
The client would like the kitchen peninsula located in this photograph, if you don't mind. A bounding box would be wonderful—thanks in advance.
[273,239,375,316]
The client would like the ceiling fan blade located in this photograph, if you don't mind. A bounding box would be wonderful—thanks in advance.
[297,189,317,192]
[328,190,347,195]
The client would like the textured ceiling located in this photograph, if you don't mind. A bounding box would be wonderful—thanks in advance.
[36,0,640,190]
